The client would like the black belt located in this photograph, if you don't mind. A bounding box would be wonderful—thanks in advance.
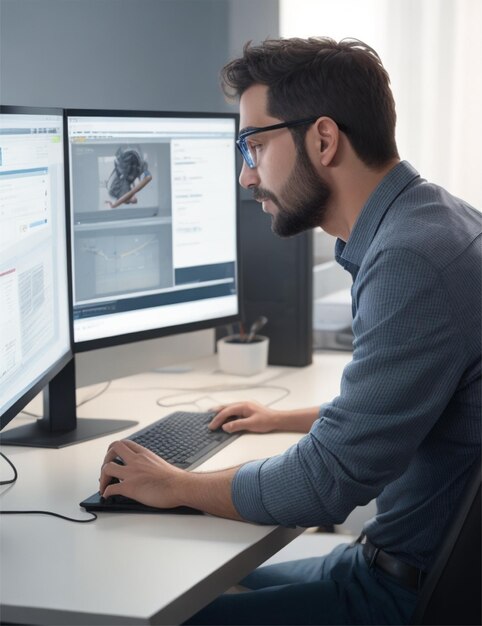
[357,535,426,591]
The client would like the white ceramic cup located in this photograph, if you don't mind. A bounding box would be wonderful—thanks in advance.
[217,335,269,376]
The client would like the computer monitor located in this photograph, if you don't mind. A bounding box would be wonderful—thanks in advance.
[0,106,136,447]
[65,110,240,351]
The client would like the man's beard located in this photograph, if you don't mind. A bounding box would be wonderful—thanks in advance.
[253,145,331,237]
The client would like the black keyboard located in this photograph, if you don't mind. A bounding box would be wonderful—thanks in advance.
[80,411,240,513]
[127,410,240,469]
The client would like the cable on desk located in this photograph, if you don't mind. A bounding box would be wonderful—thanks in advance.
[19,408,42,418]
[0,452,97,523]
[0,510,97,523]
[77,380,112,407]
[92,367,292,412]
[20,380,113,418]
[20,367,292,419]
[0,451,18,485]
[154,384,291,411]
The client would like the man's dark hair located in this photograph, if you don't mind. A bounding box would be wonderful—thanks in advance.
[221,37,399,167]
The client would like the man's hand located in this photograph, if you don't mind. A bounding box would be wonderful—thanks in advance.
[99,439,244,520]
[209,401,321,434]
[208,400,282,434]
[99,439,186,509]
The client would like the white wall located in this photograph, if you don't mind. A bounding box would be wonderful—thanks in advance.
[280,0,482,210]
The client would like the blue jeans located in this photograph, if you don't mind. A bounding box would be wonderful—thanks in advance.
[184,543,418,625]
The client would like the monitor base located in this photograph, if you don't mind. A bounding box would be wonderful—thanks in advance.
[0,418,138,449]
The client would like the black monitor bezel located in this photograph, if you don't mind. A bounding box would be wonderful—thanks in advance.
[0,104,75,431]
[64,108,242,353]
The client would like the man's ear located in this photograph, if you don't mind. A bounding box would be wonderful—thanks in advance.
[314,117,339,166]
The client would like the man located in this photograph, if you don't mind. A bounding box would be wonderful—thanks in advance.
[99,38,481,625]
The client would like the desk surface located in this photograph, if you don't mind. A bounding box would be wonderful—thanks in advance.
[0,351,350,625]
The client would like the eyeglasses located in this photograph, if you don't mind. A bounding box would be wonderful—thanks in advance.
[236,116,348,169]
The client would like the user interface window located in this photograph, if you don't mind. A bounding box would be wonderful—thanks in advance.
[67,115,238,344]
[0,113,70,417]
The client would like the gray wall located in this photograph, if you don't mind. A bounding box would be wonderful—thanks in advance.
[0,0,278,111]
[0,0,279,384]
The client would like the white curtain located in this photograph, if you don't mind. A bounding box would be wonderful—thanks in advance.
[280,0,482,209]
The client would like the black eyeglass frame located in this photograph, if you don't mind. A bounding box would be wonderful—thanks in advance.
[236,116,348,168]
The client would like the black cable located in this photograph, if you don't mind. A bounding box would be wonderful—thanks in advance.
[0,510,97,523]
[0,452,97,523]
[0,451,17,485]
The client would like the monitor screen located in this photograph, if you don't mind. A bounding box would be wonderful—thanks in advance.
[0,107,71,427]
[0,107,136,447]
[65,110,240,350]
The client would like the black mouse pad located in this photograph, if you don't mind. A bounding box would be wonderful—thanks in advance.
[80,491,202,515]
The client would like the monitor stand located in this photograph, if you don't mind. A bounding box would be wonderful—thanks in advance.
[0,358,137,448]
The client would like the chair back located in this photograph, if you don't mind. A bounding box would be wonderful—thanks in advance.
[410,462,481,625]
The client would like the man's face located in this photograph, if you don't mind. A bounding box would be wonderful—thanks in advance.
[239,84,331,237]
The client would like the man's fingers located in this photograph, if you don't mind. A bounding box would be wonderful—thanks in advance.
[100,440,141,491]
[104,439,151,465]
[209,404,245,430]
[104,439,136,463]
[101,479,127,499]
[221,417,249,433]
[119,439,152,454]
[99,459,126,493]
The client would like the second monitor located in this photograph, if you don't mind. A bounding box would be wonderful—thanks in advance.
[65,110,240,351]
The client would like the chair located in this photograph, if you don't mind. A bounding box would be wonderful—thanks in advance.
[258,462,481,625]
[410,462,481,625]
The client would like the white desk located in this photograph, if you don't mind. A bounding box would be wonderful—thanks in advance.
[0,351,350,625]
